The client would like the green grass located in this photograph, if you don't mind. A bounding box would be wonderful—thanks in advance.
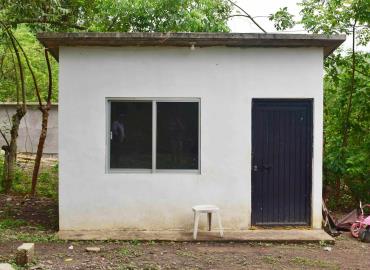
[0,218,28,229]
[0,226,59,243]
[176,250,199,259]
[118,247,143,258]
[0,152,58,198]
[0,216,59,243]
[261,255,280,264]
[129,239,141,246]
[118,263,160,270]
[290,256,339,269]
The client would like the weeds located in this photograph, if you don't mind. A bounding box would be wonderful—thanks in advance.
[0,152,58,198]
[176,250,199,259]
[129,239,140,246]
[261,255,280,264]
[0,227,59,243]
[118,263,160,270]
[0,218,28,229]
[291,256,339,269]
[118,247,143,258]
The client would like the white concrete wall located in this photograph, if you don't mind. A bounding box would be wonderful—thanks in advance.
[59,46,323,231]
[0,104,58,154]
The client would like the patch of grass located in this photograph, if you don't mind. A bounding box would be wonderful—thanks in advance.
[261,255,280,264]
[118,263,139,270]
[176,250,199,259]
[0,152,58,198]
[12,163,58,199]
[0,203,16,218]
[118,247,143,258]
[0,218,28,229]
[291,256,339,269]
[0,227,60,243]
[129,239,141,246]
[118,263,160,270]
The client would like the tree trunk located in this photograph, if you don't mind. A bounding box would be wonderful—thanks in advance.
[30,107,49,196]
[2,107,25,193]
[335,24,357,202]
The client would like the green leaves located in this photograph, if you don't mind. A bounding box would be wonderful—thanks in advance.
[324,52,370,203]
[0,0,233,104]
[0,25,58,102]
[270,0,369,46]
[0,0,231,33]
[88,0,231,32]
[270,0,370,206]
[269,7,295,31]
[299,0,348,34]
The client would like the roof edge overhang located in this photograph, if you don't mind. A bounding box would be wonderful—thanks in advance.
[37,32,346,61]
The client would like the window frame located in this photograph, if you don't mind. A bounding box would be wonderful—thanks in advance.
[106,97,201,174]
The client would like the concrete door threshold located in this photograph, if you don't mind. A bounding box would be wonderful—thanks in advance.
[58,229,334,243]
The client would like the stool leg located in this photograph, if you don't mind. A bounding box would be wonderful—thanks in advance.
[216,211,223,238]
[207,213,212,231]
[193,212,200,240]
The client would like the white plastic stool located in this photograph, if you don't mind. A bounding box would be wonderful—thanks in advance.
[192,205,224,239]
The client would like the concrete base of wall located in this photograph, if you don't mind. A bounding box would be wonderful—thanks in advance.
[58,229,334,243]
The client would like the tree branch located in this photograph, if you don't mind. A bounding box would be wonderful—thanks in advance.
[355,68,368,77]
[9,29,42,107]
[0,21,26,111]
[227,0,267,33]
[107,15,120,31]
[341,22,357,148]
[5,19,86,30]
[44,49,53,106]
[8,45,20,105]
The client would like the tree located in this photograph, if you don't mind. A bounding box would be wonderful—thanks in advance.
[0,0,233,195]
[0,0,232,32]
[270,0,370,207]
[324,52,370,204]
[0,26,58,102]
[0,23,27,193]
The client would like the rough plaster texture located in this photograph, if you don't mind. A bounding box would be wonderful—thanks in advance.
[59,46,323,232]
[0,104,58,154]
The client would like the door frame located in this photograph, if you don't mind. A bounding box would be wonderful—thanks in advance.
[250,98,314,226]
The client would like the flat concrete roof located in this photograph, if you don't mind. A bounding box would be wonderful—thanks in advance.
[37,32,346,61]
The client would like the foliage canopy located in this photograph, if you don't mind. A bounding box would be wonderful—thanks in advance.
[0,0,232,103]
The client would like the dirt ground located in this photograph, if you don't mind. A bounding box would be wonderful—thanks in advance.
[1,195,369,270]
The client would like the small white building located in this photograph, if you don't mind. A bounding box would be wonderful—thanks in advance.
[38,32,344,239]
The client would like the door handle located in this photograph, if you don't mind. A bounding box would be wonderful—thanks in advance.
[252,163,272,172]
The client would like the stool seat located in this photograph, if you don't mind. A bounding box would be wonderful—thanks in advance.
[192,204,223,240]
[192,205,219,212]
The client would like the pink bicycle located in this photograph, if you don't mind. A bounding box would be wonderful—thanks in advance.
[350,202,370,238]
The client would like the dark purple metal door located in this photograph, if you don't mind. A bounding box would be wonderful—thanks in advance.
[251,99,313,226]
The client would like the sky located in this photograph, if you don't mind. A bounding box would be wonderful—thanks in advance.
[227,0,366,51]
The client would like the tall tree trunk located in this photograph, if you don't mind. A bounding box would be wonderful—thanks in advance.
[31,107,49,196]
[2,107,25,193]
[0,22,27,194]
[335,23,357,201]
[30,49,53,196]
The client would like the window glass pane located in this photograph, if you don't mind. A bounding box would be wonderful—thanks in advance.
[156,102,199,170]
[110,101,152,169]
